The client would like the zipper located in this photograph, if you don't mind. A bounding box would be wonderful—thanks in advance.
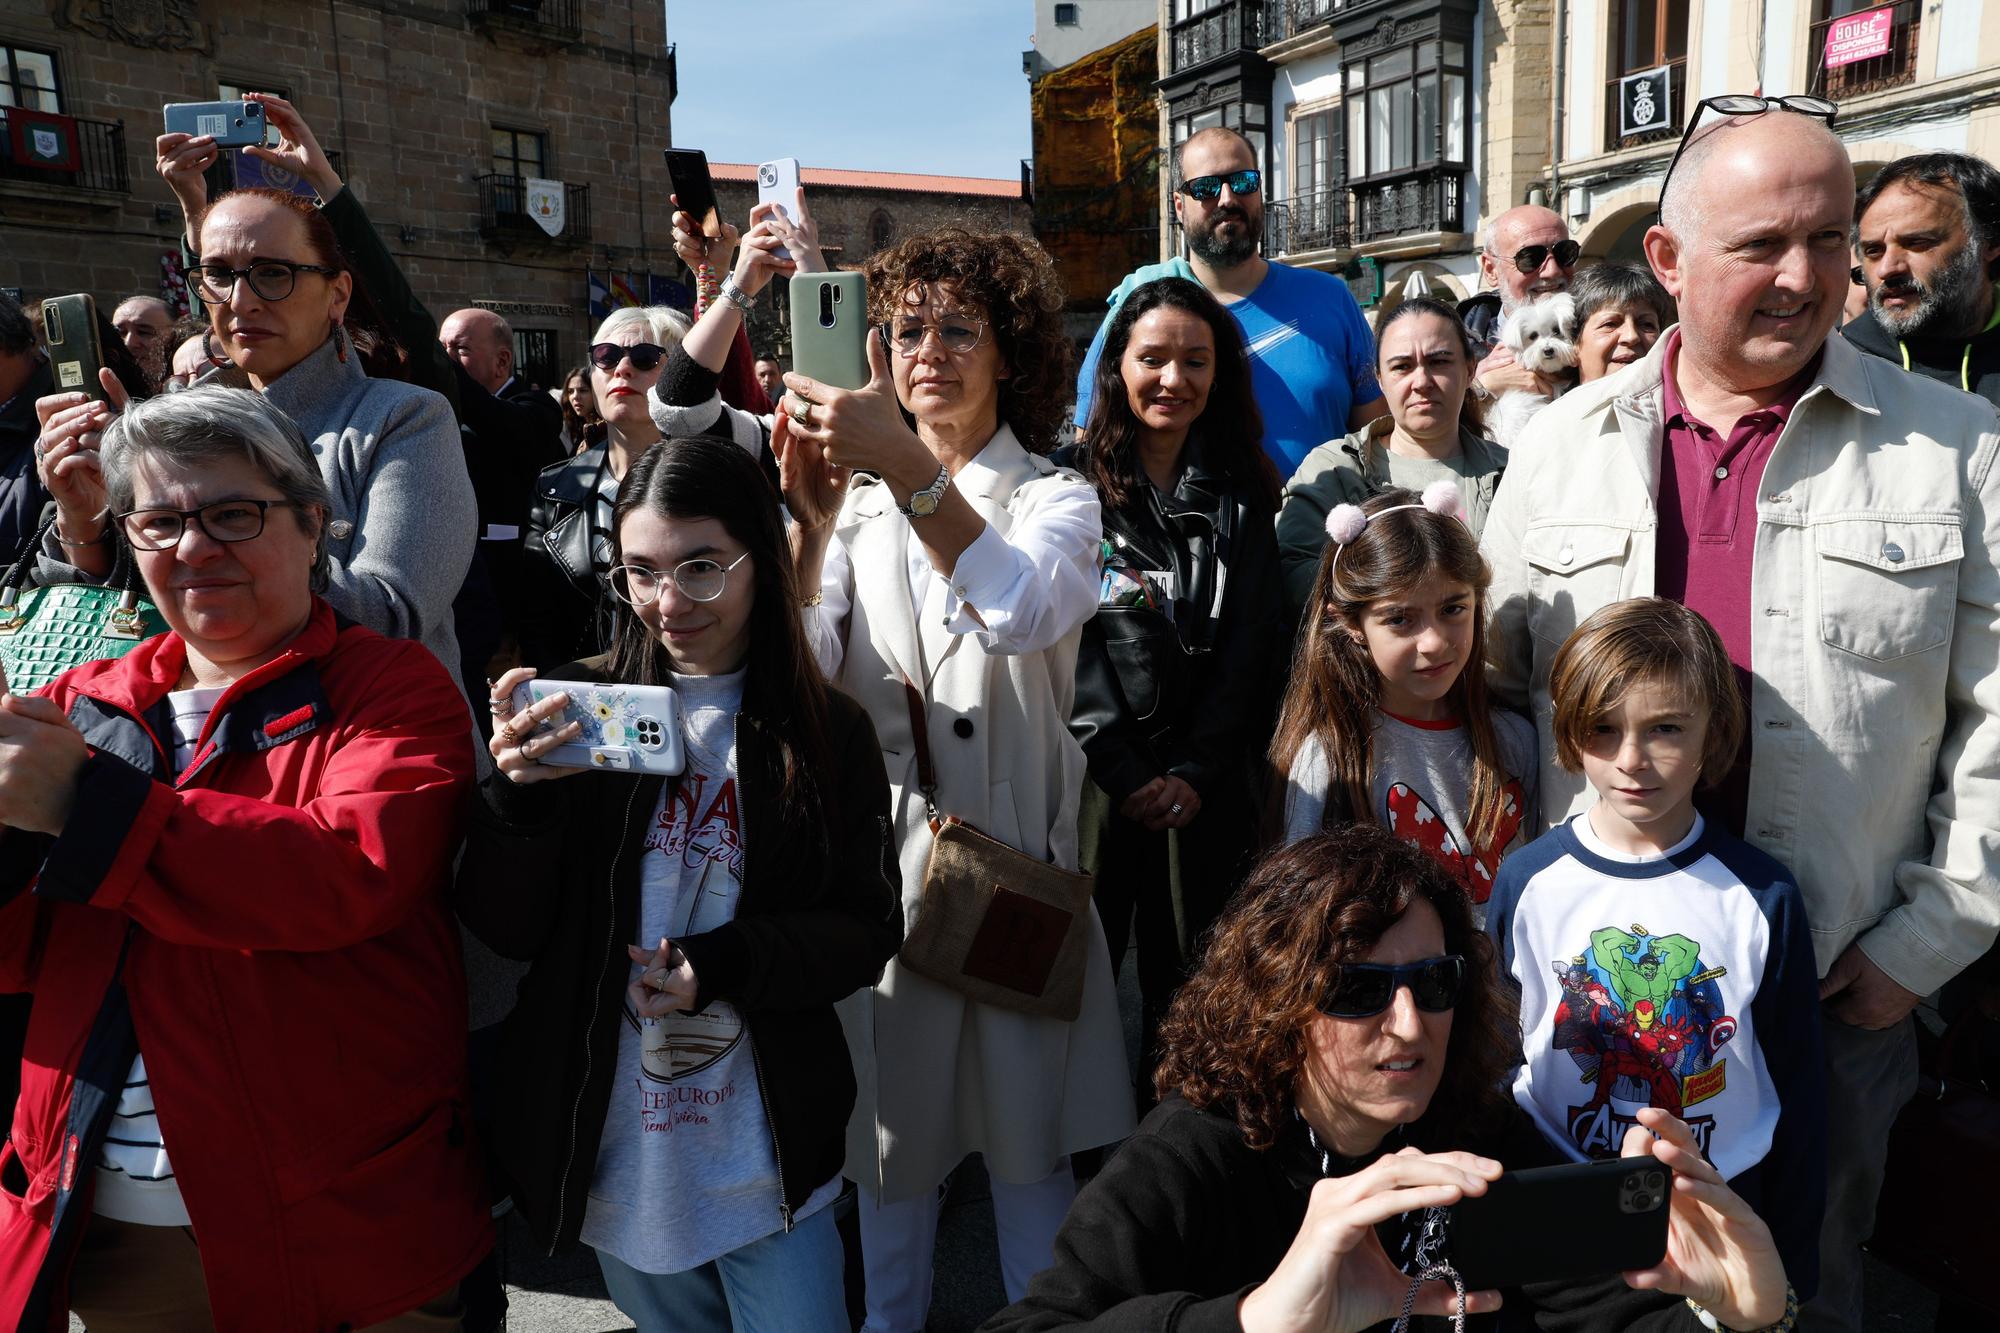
[746,1023,794,1233]
[548,777,647,1255]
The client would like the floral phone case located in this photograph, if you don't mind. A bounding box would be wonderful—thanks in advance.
[510,679,685,775]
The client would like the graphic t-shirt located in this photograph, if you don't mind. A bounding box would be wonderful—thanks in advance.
[578,669,838,1275]
[1283,708,1537,905]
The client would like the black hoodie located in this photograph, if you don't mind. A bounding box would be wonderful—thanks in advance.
[1841,294,2000,408]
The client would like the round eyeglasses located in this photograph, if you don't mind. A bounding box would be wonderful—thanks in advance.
[885,316,988,358]
[590,341,668,373]
[608,552,751,605]
[117,498,309,550]
[187,260,341,305]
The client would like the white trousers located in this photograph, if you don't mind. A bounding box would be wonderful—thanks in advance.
[855,1158,1076,1333]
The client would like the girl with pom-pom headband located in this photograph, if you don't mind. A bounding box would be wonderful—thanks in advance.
[1323,479,1468,586]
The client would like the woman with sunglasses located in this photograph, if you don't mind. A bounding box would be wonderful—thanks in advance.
[987,826,1798,1333]
[516,304,690,669]
[463,434,901,1331]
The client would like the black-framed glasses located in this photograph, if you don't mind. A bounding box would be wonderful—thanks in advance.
[117,498,308,550]
[590,341,668,373]
[1179,168,1261,201]
[187,260,341,305]
[1657,94,1839,224]
[885,316,988,358]
[608,552,750,605]
[1318,955,1467,1019]
[1499,239,1582,274]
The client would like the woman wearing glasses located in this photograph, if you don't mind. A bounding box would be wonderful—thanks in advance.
[987,827,1799,1333]
[463,435,901,1331]
[516,304,690,669]
[0,386,486,1329]
[775,227,1133,1333]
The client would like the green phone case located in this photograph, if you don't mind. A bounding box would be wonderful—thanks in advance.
[790,272,869,391]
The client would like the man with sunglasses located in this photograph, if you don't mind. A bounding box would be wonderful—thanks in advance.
[1459,204,1579,394]
[1073,127,1385,476]
[1482,100,2000,1333]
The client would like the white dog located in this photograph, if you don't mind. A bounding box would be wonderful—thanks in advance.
[1485,292,1579,450]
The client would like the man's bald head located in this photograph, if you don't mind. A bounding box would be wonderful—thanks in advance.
[440,307,515,393]
[1479,205,1573,310]
[1658,110,1849,242]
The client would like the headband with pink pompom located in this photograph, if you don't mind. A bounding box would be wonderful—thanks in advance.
[1323,480,1468,584]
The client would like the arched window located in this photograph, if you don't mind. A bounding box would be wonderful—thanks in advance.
[869,210,895,253]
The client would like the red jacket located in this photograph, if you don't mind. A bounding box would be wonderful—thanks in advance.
[0,601,488,1331]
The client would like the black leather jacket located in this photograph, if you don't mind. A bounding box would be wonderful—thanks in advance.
[518,442,615,669]
[1062,441,1287,804]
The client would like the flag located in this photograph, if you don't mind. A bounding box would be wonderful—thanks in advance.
[231,148,317,198]
[610,273,642,309]
[588,269,611,321]
[648,274,693,311]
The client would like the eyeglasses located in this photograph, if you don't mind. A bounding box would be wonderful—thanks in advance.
[187,260,341,305]
[1657,94,1839,224]
[885,316,988,358]
[1496,239,1581,274]
[1179,169,1261,201]
[608,552,750,605]
[117,498,308,550]
[1850,265,1866,287]
[1318,955,1467,1019]
[590,341,668,373]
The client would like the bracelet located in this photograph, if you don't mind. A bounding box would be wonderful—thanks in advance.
[716,273,756,313]
[1687,1284,1798,1333]
[800,591,823,608]
[54,526,111,548]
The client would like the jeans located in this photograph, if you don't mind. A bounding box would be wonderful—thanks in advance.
[594,1202,847,1333]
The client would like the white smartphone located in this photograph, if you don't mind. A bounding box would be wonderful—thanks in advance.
[757,156,802,260]
[510,678,686,776]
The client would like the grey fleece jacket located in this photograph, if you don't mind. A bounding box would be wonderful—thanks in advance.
[38,333,476,683]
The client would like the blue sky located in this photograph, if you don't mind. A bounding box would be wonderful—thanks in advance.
[664,0,1033,179]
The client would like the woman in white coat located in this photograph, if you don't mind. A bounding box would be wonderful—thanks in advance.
[776,228,1134,1332]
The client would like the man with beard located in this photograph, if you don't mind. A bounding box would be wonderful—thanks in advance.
[1845,152,2000,405]
[110,294,174,391]
[1458,204,1579,393]
[1073,127,1385,475]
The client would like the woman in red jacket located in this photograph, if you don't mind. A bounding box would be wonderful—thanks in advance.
[0,385,485,1331]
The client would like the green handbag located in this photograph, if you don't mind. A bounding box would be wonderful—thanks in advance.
[0,517,168,694]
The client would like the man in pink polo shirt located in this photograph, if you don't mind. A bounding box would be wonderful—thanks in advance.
[1481,105,2000,1332]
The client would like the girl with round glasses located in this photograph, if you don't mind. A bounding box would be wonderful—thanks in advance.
[466,435,901,1331]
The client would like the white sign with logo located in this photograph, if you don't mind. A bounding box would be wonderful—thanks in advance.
[1619,66,1674,140]
[524,177,565,237]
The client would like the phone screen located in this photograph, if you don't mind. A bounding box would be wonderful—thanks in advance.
[663,148,721,240]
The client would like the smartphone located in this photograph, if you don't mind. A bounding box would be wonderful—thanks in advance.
[757,156,802,260]
[510,678,686,776]
[663,147,722,240]
[790,273,869,391]
[1447,1156,1671,1289]
[41,294,108,403]
[163,99,266,148]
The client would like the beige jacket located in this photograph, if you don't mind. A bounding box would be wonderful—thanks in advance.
[1481,330,2000,997]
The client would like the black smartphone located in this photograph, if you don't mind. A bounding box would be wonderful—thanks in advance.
[1447,1156,1671,1289]
[663,147,722,240]
[41,294,108,403]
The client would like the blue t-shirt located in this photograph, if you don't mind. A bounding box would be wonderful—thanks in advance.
[1074,259,1382,477]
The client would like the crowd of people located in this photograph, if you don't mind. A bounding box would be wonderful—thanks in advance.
[0,85,1995,1333]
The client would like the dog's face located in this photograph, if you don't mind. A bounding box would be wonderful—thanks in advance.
[1499,292,1581,375]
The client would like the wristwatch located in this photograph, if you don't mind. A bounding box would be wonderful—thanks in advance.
[898,463,951,519]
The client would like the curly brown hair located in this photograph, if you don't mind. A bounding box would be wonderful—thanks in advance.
[1154,824,1518,1152]
[862,227,1072,455]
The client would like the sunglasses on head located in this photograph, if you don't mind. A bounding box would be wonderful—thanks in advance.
[1180,168,1261,202]
[1657,93,1839,224]
[1318,955,1467,1019]
[589,341,667,372]
[1501,239,1582,274]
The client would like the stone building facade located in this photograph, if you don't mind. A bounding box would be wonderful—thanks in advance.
[0,0,677,388]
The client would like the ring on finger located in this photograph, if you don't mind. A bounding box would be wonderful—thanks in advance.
[1169,802,1184,816]
[791,401,813,427]
[488,698,511,716]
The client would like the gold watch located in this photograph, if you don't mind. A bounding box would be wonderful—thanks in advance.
[897,464,951,519]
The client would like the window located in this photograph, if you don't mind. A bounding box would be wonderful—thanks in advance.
[1809,0,1919,97]
[1294,108,1335,202]
[1,43,61,113]
[1605,1,1688,149]
[869,210,895,252]
[1053,2,1080,25]
[1343,38,1466,180]
[492,127,545,179]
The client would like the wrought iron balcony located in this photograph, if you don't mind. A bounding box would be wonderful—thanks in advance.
[476,172,591,245]
[1278,186,1351,253]
[1264,0,1348,46]
[468,0,582,44]
[1168,1,1266,75]
[0,114,128,193]
[1809,0,1919,100]
[1351,165,1464,243]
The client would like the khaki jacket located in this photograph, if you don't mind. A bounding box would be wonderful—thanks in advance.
[1482,330,2000,997]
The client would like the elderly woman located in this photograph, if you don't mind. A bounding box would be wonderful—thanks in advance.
[517,304,689,669]
[987,826,1798,1333]
[0,387,485,1330]
[776,228,1134,1332]
[1276,297,1506,621]
[1570,262,1672,383]
[33,95,474,684]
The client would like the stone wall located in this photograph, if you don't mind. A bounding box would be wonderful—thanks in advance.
[1479,0,1554,226]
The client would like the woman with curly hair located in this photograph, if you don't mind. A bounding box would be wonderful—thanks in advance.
[774,226,1134,1332]
[985,826,1798,1333]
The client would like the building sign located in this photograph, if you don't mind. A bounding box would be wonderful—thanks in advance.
[1342,256,1383,310]
[524,178,565,237]
[472,300,575,318]
[1825,6,1894,69]
[1618,67,1674,139]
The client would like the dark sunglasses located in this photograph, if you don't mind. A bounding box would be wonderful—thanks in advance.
[1850,265,1866,286]
[589,341,667,372]
[1180,168,1261,201]
[1501,239,1581,274]
[1657,94,1839,224]
[1319,955,1467,1019]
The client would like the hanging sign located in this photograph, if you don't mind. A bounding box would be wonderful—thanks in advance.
[524,177,565,237]
[1619,66,1674,139]
[1825,7,1894,69]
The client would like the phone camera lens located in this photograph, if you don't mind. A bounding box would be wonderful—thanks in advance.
[1631,1192,1652,1210]
[759,166,776,187]
[1644,1171,1665,1191]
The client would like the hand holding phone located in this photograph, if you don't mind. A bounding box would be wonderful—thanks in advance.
[162,99,267,149]
[508,676,685,776]
[664,148,722,240]
[756,157,802,260]
[1447,1156,1672,1289]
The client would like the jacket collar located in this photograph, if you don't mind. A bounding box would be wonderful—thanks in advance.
[541,441,612,507]
[211,331,363,429]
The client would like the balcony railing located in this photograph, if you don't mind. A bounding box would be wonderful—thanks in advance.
[468,0,582,44]
[476,173,591,245]
[1603,59,1686,154]
[1809,1,1919,100]
[1168,1,1265,75]
[1264,0,1346,45]
[0,114,128,193]
[1275,186,1350,253]
[1352,165,1464,243]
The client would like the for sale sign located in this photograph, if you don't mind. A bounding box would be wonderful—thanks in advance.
[1825,6,1894,69]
